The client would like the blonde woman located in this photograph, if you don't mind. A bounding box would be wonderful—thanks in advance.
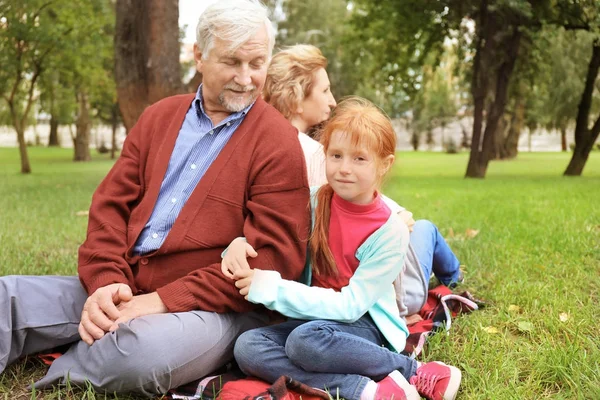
[263,44,336,186]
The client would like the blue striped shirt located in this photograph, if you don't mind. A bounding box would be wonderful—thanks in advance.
[133,85,252,255]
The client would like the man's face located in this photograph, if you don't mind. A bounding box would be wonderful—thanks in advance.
[195,25,270,113]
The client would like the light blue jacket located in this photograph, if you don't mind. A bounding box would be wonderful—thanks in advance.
[247,187,411,353]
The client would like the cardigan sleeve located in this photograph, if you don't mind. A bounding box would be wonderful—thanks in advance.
[77,112,149,295]
[247,220,409,322]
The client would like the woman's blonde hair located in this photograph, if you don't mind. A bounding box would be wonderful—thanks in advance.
[309,97,397,277]
[263,44,328,119]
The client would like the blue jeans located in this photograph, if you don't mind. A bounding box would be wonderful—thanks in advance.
[411,220,461,286]
[234,314,417,400]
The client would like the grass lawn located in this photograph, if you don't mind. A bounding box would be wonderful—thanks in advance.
[0,147,599,399]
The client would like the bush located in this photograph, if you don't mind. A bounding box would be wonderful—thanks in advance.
[97,142,109,154]
[445,138,458,154]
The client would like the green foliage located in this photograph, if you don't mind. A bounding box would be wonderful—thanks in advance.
[521,27,597,134]
[273,0,357,98]
[0,0,115,128]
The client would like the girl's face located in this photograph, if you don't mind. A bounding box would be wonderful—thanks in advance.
[296,68,337,131]
[325,130,384,205]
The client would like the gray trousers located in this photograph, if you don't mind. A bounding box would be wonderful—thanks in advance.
[0,275,268,397]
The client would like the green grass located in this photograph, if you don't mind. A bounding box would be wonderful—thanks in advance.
[0,147,599,399]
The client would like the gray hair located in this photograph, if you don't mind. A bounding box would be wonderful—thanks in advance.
[196,0,275,59]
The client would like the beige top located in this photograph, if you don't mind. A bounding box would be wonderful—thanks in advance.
[298,132,328,187]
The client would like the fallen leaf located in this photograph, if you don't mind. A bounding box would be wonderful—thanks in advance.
[447,228,455,238]
[483,326,499,334]
[465,228,480,239]
[517,321,534,333]
[559,313,569,322]
[508,304,521,313]
[75,210,89,217]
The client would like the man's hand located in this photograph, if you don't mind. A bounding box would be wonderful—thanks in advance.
[221,238,258,279]
[110,292,168,331]
[234,268,257,299]
[79,283,133,345]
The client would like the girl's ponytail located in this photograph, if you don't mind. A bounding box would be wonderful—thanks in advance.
[309,184,338,276]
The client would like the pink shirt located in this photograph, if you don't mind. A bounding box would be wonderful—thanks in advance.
[312,192,391,291]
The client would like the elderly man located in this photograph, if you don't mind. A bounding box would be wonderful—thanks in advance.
[0,0,310,396]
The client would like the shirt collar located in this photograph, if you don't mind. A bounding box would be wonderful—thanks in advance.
[194,84,254,127]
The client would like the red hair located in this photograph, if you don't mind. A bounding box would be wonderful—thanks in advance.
[309,97,397,277]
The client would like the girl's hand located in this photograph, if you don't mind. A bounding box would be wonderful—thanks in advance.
[221,238,258,279]
[234,269,257,300]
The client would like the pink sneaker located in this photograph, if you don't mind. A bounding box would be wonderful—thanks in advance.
[409,362,461,400]
[375,370,420,400]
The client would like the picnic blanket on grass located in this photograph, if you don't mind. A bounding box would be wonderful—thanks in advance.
[37,286,482,400]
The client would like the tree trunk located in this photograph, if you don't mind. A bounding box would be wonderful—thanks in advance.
[503,98,524,159]
[411,132,420,151]
[115,0,183,132]
[48,114,60,147]
[74,91,92,161]
[478,27,522,174]
[564,40,600,176]
[493,114,509,159]
[16,124,31,174]
[466,0,490,178]
[440,123,446,151]
[111,102,119,159]
[560,126,567,152]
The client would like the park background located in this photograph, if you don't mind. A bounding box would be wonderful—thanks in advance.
[1,0,599,399]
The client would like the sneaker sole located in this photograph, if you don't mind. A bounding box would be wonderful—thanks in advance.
[440,364,462,400]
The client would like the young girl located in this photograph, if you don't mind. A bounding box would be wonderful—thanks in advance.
[223,97,461,400]
[259,44,464,321]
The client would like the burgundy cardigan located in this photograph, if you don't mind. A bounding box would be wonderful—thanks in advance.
[78,94,310,313]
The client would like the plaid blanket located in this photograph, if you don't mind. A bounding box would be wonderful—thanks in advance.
[37,286,482,399]
[166,285,482,400]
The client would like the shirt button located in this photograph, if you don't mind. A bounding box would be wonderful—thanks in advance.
[152,233,158,239]
[209,130,214,135]
[191,164,197,170]
[171,198,177,203]
[140,258,149,265]
[226,122,231,127]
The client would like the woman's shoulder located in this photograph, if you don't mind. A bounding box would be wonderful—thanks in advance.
[298,132,323,154]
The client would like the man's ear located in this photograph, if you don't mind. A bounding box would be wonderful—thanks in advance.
[193,43,203,73]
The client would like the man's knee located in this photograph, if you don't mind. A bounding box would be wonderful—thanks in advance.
[80,323,177,394]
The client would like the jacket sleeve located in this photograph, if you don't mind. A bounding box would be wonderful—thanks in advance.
[156,132,311,313]
[77,112,149,295]
[247,220,409,322]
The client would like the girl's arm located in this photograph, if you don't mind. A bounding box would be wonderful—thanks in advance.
[246,220,409,323]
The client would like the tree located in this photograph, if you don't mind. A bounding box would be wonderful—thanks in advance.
[0,0,114,172]
[565,38,600,176]
[348,0,598,177]
[273,0,358,99]
[114,0,183,131]
[0,1,72,173]
[522,28,592,153]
